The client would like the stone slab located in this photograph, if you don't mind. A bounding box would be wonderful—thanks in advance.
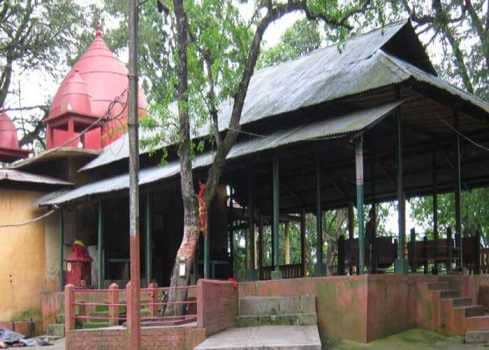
[194,325,321,350]
[239,296,316,316]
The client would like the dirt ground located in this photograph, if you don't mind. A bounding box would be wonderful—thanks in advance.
[329,329,487,350]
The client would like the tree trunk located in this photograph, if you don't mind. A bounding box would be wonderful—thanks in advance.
[165,0,200,317]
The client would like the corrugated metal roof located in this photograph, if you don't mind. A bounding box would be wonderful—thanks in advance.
[80,20,489,173]
[0,169,73,186]
[40,102,400,206]
[81,21,410,172]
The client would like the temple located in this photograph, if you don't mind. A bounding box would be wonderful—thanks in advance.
[2,20,489,349]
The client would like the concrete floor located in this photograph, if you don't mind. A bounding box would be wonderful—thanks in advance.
[330,329,486,349]
[28,338,65,350]
[195,326,321,350]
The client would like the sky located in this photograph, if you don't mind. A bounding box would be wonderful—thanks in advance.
[10,0,427,235]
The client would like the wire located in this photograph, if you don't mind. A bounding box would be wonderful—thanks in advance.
[0,207,57,228]
[436,115,489,153]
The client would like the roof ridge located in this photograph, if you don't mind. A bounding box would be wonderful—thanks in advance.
[256,19,408,74]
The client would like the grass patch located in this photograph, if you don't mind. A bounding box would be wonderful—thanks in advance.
[331,329,466,350]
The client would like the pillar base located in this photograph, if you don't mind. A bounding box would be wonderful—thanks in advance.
[314,263,325,277]
[247,270,258,281]
[395,259,408,274]
[271,270,282,280]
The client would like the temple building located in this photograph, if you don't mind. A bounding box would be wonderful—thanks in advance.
[3,20,489,348]
[0,28,146,330]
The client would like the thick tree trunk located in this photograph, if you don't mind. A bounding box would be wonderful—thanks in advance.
[165,0,200,317]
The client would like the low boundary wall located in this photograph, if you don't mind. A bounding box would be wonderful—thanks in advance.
[239,274,482,343]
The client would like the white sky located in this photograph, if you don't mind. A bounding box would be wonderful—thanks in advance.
[12,0,426,234]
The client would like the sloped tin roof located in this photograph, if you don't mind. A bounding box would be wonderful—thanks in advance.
[40,102,400,206]
[81,21,413,171]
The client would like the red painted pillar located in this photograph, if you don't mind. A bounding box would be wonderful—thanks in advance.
[126,282,132,327]
[108,283,120,326]
[64,284,75,333]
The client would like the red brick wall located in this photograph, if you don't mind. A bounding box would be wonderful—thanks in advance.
[66,326,206,350]
[197,279,238,336]
[239,275,369,343]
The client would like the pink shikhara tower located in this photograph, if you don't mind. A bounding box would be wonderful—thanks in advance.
[0,112,29,162]
[45,27,147,150]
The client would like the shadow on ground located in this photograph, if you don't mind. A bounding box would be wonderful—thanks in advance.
[328,329,486,350]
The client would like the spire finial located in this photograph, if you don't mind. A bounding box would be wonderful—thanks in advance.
[94,9,103,38]
[95,21,103,37]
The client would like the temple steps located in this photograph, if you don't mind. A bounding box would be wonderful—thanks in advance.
[195,296,321,349]
[422,276,489,344]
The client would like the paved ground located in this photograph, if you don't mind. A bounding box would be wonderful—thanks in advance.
[329,329,487,349]
[28,338,65,350]
[195,325,321,349]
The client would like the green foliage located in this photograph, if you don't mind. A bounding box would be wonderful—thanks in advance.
[410,189,489,245]
[257,19,321,69]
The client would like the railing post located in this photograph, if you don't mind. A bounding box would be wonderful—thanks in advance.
[447,227,453,272]
[423,235,428,274]
[64,284,75,333]
[126,282,132,327]
[148,282,158,319]
[410,228,416,273]
[109,283,120,326]
[475,231,481,275]
[337,235,345,275]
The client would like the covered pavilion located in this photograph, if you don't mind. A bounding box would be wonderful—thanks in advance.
[34,20,489,287]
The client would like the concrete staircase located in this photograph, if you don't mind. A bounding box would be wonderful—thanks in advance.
[422,276,489,344]
[195,295,321,350]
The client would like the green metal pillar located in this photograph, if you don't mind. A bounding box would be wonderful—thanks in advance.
[271,156,282,280]
[204,202,210,279]
[455,130,463,269]
[247,171,256,280]
[355,136,365,274]
[300,209,306,277]
[97,201,104,288]
[315,157,324,276]
[229,188,234,277]
[433,148,439,274]
[395,107,407,273]
[145,194,152,286]
[59,208,64,290]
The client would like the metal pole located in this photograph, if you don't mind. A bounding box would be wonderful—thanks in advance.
[300,209,306,277]
[395,105,407,273]
[347,204,354,275]
[315,156,323,276]
[97,201,104,288]
[145,194,152,286]
[455,127,463,270]
[59,208,64,290]
[247,171,255,279]
[229,188,234,276]
[128,0,141,347]
[432,149,438,240]
[272,156,281,279]
[432,147,439,274]
[204,209,210,278]
[355,137,365,274]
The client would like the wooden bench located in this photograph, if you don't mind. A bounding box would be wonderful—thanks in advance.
[408,228,481,274]
[337,236,397,274]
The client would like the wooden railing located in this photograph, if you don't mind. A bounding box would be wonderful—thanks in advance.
[261,264,303,280]
[64,282,197,331]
